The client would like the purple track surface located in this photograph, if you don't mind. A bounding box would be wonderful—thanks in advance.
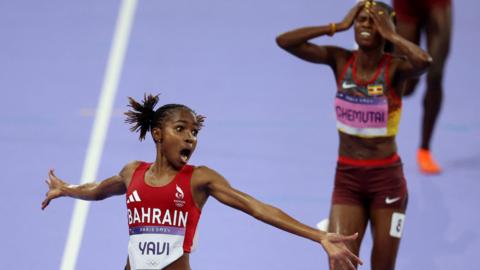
[1,0,478,269]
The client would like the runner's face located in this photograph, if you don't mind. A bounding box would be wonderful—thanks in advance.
[354,8,383,49]
[159,109,199,169]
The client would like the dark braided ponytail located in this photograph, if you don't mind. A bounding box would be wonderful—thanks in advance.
[125,93,159,141]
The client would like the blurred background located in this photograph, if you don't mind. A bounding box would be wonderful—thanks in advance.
[1,0,479,269]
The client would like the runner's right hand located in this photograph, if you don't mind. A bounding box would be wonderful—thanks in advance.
[41,169,67,210]
[338,1,365,31]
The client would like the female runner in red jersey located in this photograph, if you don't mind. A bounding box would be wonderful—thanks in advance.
[42,94,362,270]
[393,0,452,174]
[276,1,431,269]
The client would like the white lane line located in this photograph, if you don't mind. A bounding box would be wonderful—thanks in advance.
[60,0,138,269]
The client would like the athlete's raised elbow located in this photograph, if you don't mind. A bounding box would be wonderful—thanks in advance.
[276,35,291,49]
[419,53,433,70]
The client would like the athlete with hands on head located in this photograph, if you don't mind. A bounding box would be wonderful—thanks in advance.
[276,1,431,269]
[42,94,362,270]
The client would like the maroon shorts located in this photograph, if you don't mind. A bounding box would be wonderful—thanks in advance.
[332,156,408,209]
[393,0,452,23]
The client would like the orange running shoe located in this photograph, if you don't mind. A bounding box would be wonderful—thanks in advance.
[417,149,442,174]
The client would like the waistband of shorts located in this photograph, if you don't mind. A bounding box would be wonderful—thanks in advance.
[337,153,400,167]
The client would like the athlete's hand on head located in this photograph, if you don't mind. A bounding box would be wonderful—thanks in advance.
[320,232,363,270]
[338,1,365,31]
[41,169,66,210]
[369,5,395,39]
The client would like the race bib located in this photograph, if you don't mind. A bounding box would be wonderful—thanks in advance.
[335,92,388,137]
[128,226,185,270]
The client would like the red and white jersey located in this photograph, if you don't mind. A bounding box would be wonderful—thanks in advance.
[126,162,201,270]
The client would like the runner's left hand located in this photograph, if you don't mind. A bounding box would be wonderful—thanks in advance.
[369,5,396,39]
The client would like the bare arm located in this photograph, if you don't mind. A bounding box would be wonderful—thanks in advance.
[370,5,432,81]
[41,161,138,209]
[275,2,364,67]
[194,166,362,269]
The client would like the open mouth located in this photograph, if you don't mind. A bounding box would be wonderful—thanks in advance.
[179,149,192,163]
[360,31,371,38]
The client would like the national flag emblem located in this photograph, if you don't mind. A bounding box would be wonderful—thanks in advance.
[368,84,383,96]
[127,190,141,204]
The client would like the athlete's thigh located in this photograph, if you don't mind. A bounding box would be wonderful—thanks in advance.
[393,0,423,44]
[370,207,407,270]
[328,204,369,256]
[396,20,422,45]
[426,4,452,74]
[393,0,423,46]
[394,10,423,96]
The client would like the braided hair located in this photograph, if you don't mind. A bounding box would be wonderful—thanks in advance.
[124,93,205,141]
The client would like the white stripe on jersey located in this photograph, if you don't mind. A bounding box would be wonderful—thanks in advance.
[133,190,141,202]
